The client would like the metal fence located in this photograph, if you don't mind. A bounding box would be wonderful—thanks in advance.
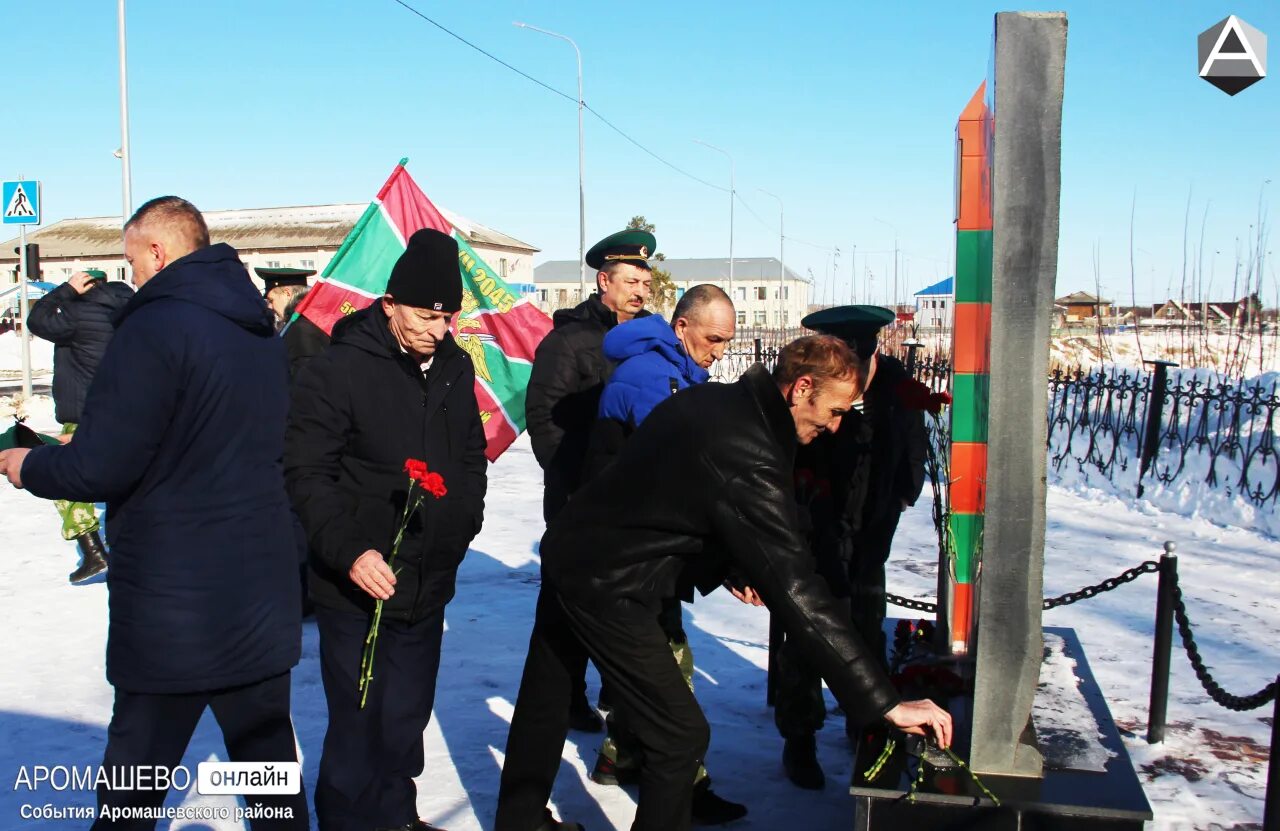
[719,330,1279,508]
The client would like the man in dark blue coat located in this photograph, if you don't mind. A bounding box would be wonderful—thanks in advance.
[286,228,487,831]
[25,267,133,582]
[0,196,307,829]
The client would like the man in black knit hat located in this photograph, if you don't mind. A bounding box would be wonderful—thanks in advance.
[286,228,489,831]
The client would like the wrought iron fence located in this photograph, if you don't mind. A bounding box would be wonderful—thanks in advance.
[717,331,1279,508]
[1046,367,1280,507]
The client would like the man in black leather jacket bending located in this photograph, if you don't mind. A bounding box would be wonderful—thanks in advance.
[494,334,952,831]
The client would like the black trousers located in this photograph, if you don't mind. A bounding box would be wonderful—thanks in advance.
[314,604,444,831]
[496,588,709,831]
[92,671,307,831]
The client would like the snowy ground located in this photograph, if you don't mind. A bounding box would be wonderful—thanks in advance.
[0,395,1275,830]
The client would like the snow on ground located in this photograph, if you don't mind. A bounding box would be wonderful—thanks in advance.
[0,331,53,377]
[0,401,1275,830]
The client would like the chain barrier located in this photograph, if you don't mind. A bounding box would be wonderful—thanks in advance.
[885,559,1160,616]
[885,593,938,614]
[1041,560,1160,609]
[1171,581,1278,711]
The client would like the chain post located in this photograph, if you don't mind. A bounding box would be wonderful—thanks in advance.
[1147,541,1178,743]
[1265,675,1280,831]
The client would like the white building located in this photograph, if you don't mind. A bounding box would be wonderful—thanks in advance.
[533,257,811,328]
[1,203,539,293]
[914,276,954,329]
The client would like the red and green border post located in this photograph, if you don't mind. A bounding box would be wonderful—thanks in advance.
[946,82,994,656]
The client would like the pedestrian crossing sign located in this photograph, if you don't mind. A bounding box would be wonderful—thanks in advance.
[3,180,40,225]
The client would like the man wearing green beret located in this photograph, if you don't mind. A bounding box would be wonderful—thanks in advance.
[525,228,654,732]
[25,268,134,582]
[775,305,929,789]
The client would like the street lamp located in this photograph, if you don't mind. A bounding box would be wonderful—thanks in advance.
[693,139,734,299]
[874,217,899,309]
[515,21,586,302]
[758,189,785,329]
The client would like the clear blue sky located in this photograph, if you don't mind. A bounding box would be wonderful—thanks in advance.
[5,1,1277,305]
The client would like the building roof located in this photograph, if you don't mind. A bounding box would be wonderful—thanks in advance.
[914,276,954,297]
[533,256,807,284]
[1055,290,1113,305]
[1,203,538,260]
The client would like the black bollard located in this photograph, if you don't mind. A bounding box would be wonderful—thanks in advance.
[1265,677,1280,831]
[1147,541,1178,744]
[1138,360,1178,498]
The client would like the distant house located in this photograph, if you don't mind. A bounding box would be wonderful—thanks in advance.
[1150,294,1262,327]
[913,276,953,329]
[1055,291,1112,321]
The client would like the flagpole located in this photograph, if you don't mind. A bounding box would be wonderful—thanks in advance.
[118,0,133,223]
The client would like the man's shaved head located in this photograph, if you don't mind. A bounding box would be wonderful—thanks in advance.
[123,196,210,287]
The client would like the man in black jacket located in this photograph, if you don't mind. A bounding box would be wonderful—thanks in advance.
[286,228,487,831]
[494,335,951,831]
[776,305,930,789]
[524,228,654,731]
[25,267,133,582]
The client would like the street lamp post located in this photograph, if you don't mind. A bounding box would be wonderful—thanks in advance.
[874,217,899,309]
[118,0,133,223]
[759,189,785,329]
[515,22,586,302]
[694,139,734,299]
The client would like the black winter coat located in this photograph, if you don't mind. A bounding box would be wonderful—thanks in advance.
[285,302,488,622]
[22,244,301,694]
[26,280,134,424]
[541,364,900,725]
[796,353,928,554]
[283,314,330,380]
[524,294,651,521]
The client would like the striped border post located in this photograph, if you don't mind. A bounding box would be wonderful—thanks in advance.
[945,81,993,657]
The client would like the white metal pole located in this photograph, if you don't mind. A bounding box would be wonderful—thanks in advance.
[759,189,784,328]
[693,140,735,299]
[514,22,585,303]
[118,0,133,223]
[18,221,31,399]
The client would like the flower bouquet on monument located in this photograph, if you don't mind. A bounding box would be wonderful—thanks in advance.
[357,458,447,709]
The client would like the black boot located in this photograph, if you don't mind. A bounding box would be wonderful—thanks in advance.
[590,753,639,787]
[568,693,603,733]
[691,779,748,825]
[69,531,108,584]
[535,808,584,830]
[782,735,825,790]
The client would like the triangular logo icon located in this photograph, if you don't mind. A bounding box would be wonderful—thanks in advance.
[3,183,36,218]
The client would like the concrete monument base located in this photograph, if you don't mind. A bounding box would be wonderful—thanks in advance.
[850,623,1153,830]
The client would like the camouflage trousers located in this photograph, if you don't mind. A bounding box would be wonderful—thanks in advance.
[52,424,100,541]
[598,620,710,785]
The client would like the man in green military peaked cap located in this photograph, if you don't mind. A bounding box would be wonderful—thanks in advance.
[775,304,929,790]
[524,228,656,744]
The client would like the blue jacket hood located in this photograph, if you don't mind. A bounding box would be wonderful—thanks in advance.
[598,314,709,428]
[116,243,275,336]
[604,314,705,382]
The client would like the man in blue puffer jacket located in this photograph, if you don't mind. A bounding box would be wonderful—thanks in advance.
[583,284,749,825]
